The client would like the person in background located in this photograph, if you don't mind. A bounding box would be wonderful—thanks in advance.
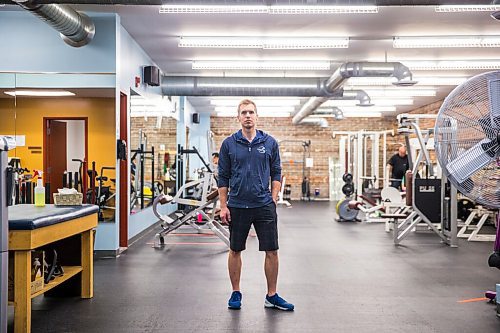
[386,145,409,190]
[211,152,219,177]
[218,98,294,311]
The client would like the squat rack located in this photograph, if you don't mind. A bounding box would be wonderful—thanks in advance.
[333,129,394,197]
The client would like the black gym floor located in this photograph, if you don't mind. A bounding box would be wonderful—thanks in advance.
[8,201,500,332]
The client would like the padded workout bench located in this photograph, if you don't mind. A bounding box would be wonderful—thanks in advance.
[8,204,98,333]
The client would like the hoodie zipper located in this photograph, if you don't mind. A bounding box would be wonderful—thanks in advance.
[246,143,251,208]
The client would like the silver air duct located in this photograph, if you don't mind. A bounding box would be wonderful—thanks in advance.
[292,62,415,125]
[162,76,345,97]
[296,118,329,128]
[14,0,95,47]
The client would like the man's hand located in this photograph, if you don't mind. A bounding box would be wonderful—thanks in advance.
[220,207,231,224]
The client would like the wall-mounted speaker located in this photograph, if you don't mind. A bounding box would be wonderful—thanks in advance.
[143,65,160,86]
[192,113,200,124]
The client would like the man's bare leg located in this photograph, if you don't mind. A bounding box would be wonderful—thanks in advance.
[264,250,279,296]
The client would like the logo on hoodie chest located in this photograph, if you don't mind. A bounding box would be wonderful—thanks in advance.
[257,146,266,154]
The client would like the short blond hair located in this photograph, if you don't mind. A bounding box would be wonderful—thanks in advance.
[237,99,257,115]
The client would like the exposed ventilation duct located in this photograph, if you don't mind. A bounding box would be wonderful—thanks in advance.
[292,62,415,125]
[296,118,329,128]
[13,0,95,47]
[162,76,345,97]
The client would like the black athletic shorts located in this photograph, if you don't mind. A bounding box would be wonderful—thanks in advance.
[228,203,278,252]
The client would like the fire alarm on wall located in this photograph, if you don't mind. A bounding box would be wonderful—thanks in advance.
[135,76,140,88]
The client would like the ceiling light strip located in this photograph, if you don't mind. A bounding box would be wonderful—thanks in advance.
[216,111,291,118]
[211,99,301,107]
[346,77,467,86]
[192,60,331,70]
[269,5,378,15]
[160,5,269,14]
[404,60,500,70]
[160,5,378,15]
[179,37,349,49]
[435,5,500,13]
[393,36,500,48]
[4,90,75,97]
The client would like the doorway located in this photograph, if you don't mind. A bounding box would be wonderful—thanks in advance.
[44,118,88,203]
[119,92,128,248]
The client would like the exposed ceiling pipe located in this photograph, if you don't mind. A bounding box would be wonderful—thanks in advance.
[296,118,329,128]
[342,90,373,106]
[162,76,345,97]
[292,62,415,125]
[13,0,95,47]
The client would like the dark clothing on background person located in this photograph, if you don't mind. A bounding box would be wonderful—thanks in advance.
[218,129,281,209]
[388,153,409,189]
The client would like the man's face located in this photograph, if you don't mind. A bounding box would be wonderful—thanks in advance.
[237,103,257,130]
[398,146,407,157]
[212,156,219,165]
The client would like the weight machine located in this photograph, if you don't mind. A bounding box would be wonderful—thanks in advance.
[385,113,458,247]
[153,170,229,248]
[278,140,311,201]
[333,130,394,198]
[130,130,157,211]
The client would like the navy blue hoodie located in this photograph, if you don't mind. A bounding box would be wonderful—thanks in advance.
[218,129,281,208]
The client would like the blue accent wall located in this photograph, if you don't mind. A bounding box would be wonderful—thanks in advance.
[0,12,117,73]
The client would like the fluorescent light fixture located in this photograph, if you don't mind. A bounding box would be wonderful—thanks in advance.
[404,60,500,70]
[345,88,436,97]
[346,77,467,86]
[393,36,500,48]
[337,106,396,112]
[4,90,75,97]
[179,36,349,49]
[160,5,269,14]
[215,106,295,113]
[269,5,378,14]
[216,111,291,118]
[323,99,413,107]
[192,60,331,71]
[211,99,301,107]
[160,4,378,15]
[435,5,500,12]
[311,112,382,118]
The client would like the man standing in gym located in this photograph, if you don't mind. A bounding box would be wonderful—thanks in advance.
[217,99,294,311]
[387,145,410,190]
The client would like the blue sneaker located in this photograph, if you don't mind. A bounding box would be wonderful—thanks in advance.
[228,291,242,310]
[264,293,294,311]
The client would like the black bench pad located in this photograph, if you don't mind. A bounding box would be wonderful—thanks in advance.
[8,204,99,230]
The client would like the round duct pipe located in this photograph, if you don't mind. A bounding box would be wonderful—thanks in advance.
[14,0,95,47]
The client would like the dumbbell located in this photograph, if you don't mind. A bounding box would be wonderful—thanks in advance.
[342,183,355,196]
[342,173,353,183]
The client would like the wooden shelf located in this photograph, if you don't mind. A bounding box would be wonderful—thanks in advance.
[31,266,82,299]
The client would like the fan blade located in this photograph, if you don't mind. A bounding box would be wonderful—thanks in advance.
[478,116,496,140]
[489,79,500,128]
[445,138,499,183]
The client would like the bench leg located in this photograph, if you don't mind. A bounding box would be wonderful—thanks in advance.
[14,250,31,333]
[81,229,94,299]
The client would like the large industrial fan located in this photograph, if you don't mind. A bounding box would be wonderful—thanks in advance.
[434,71,500,272]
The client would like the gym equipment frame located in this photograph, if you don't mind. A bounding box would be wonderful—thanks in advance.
[390,114,458,247]
[152,171,229,248]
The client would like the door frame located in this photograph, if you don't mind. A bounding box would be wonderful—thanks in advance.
[43,117,89,195]
[119,91,129,248]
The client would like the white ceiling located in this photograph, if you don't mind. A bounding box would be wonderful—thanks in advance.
[5,3,500,117]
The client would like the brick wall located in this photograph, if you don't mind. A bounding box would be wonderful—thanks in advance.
[130,116,177,181]
[210,116,403,199]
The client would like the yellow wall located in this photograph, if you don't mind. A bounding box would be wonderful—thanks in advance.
[0,97,116,180]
